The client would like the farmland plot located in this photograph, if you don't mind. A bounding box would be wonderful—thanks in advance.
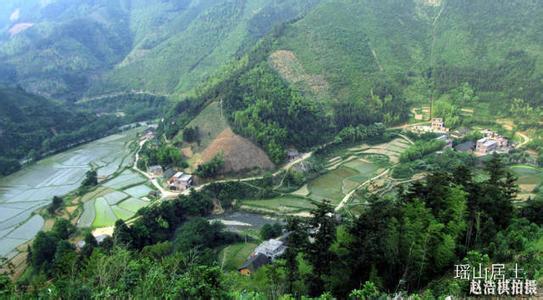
[511,165,542,200]
[0,128,141,257]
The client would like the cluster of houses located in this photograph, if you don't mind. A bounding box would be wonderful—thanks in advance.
[238,236,288,275]
[452,129,511,156]
[475,129,511,155]
[167,171,193,191]
[146,165,194,191]
[412,118,450,134]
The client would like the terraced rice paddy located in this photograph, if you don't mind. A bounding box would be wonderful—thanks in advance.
[77,171,154,228]
[0,128,140,258]
[241,138,411,215]
[511,165,542,200]
[242,196,317,214]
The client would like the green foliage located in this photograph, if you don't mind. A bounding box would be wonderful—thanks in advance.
[195,154,225,178]
[260,223,284,240]
[51,219,76,240]
[81,170,98,188]
[336,123,387,144]
[31,231,59,271]
[140,143,187,169]
[400,140,446,162]
[47,196,64,215]
[349,281,381,300]
[182,126,200,143]
[433,100,462,128]
[0,87,123,175]
[224,62,329,163]
[173,218,239,253]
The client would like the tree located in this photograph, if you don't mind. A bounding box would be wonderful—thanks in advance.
[52,240,77,277]
[195,154,225,178]
[260,223,283,240]
[48,196,64,214]
[52,219,76,240]
[306,201,337,296]
[175,265,226,299]
[282,217,308,295]
[482,154,516,229]
[521,197,543,225]
[81,233,98,258]
[182,126,200,143]
[349,281,381,299]
[31,232,58,270]
[174,218,236,253]
[81,170,98,188]
[113,219,133,247]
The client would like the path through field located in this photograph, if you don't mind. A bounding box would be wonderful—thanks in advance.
[335,169,389,212]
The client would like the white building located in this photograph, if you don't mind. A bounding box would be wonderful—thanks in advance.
[168,172,193,191]
[253,239,286,261]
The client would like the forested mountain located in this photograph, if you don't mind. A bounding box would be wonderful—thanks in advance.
[161,0,543,163]
[2,0,542,105]
[0,87,167,175]
[0,0,320,100]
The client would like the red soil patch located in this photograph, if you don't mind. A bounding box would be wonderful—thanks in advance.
[200,128,274,173]
[182,147,194,158]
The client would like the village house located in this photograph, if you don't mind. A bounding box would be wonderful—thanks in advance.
[253,239,286,260]
[287,149,300,161]
[411,118,450,134]
[238,253,270,276]
[168,172,193,191]
[476,138,498,155]
[148,165,163,177]
[431,118,449,133]
[475,130,510,155]
[454,141,475,153]
[238,238,287,275]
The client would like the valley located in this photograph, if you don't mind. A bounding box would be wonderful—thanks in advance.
[1,0,543,298]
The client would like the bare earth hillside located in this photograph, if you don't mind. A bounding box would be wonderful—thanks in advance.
[200,128,275,174]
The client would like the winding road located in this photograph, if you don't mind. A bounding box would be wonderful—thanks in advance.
[133,138,316,200]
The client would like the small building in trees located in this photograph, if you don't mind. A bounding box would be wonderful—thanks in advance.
[238,238,287,275]
[148,165,163,177]
[476,138,498,155]
[431,118,449,133]
[238,253,270,276]
[454,141,475,153]
[253,239,286,260]
[287,149,300,161]
[168,172,193,191]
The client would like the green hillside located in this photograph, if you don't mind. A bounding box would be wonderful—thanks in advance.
[0,0,320,100]
[0,87,167,176]
[275,0,543,107]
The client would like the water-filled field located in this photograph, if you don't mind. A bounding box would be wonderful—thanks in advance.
[242,196,317,214]
[0,128,140,258]
[76,176,154,228]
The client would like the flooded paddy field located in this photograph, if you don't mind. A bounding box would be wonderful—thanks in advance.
[209,211,282,232]
[0,128,140,258]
